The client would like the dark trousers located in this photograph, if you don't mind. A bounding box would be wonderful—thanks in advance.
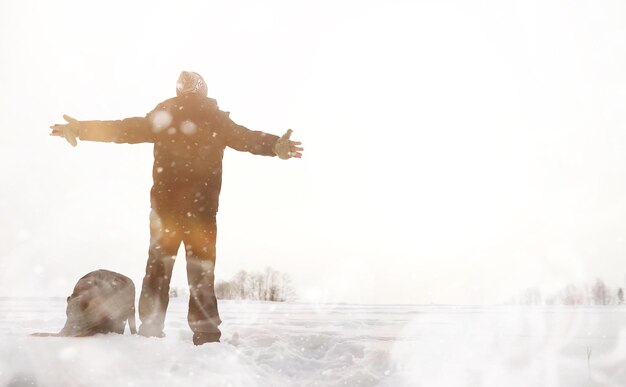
[138,210,221,339]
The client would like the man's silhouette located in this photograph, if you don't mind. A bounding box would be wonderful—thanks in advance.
[50,71,303,344]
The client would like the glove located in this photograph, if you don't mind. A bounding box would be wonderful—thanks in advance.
[273,129,298,160]
[50,114,80,147]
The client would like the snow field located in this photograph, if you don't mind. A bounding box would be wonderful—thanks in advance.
[1,298,625,386]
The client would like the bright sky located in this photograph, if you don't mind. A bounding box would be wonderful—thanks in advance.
[1,0,626,304]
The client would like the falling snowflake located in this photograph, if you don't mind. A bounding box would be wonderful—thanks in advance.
[150,110,172,133]
[180,120,198,135]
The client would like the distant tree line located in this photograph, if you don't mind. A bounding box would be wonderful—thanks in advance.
[514,278,625,306]
[215,267,297,302]
[167,267,297,302]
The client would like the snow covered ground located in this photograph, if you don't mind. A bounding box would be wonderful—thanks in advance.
[1,298,625,387]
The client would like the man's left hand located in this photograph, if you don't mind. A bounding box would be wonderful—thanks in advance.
[50,114,80,147]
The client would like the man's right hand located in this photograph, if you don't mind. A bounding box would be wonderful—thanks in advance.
[273,129,303,160]
[50,115,80,147]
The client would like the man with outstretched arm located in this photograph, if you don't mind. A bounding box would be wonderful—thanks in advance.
[50,71,303,345]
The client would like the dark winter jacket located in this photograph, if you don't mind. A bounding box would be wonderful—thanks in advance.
[78,94,279,216]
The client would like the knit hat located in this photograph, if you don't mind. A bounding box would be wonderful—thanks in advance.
[176,71,208,97]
